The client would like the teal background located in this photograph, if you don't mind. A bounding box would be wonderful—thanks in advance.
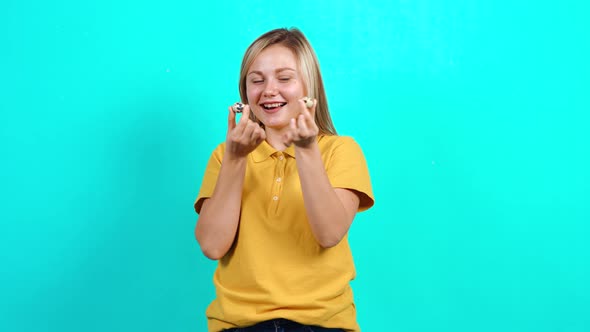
[1,0,588,331]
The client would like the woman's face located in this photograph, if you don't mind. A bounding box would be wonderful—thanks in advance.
[246,44,306,130]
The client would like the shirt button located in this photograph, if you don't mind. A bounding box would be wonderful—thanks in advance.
[278,155,284,160]
[276,177,282,182]
[272,196,279,201]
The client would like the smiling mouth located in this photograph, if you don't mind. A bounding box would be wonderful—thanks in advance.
[261,102,287,110]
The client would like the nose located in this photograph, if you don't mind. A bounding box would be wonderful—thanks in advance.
[263,80,278,97]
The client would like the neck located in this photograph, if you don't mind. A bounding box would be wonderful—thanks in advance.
[264,126,291,151]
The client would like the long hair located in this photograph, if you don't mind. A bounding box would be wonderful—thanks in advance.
[238,28,337,136]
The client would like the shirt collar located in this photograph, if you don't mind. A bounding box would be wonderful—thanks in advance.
[251,140,296,163]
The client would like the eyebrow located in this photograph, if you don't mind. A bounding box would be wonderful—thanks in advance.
[247,67,296,76]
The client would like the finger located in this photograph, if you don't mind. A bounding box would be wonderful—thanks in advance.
[228,106,236,130]
[239,104,251,125]
[305,106,317,129]
[241,120,256,141]
[300,104,314,128]
[289,118,298,136]
[299,98,309,115]
[283,132,292,147]
[282,120,297,146]
[234,105,250,132]
[303,99,318,131]
[309,98,317,120]
[297,114,309,135]
[254,127,267,145]
[250,124,263,141]
[301,98,316,117]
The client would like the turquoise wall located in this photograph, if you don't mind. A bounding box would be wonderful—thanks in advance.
[1,0,588,331]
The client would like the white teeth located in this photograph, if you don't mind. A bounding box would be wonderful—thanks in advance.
[264,103,283,108]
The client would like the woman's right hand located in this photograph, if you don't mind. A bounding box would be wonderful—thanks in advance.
[225,104,266,160]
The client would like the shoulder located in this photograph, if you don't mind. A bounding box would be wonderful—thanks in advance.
[213,141,226,152]
[318,135,359,148]
[318,135,364,155]
[209,142,226,159]
[318,135,374,210]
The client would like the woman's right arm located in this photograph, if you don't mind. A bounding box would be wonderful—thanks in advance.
[195,156,246,260]
[195,105,265,260]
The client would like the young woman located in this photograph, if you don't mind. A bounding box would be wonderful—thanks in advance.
[194,28,374,332]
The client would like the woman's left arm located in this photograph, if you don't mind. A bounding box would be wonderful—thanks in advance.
[284,98,360,248]
[295,143,360,248]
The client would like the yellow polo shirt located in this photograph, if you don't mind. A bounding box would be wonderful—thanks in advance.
[195,135,374,332]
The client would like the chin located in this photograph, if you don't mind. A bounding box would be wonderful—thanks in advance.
[264,118,289,129]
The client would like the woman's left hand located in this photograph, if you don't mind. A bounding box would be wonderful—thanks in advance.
[283,97,319,148]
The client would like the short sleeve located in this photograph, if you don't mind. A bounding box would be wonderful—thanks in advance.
[326,136,375,212]
[194,143,225,214]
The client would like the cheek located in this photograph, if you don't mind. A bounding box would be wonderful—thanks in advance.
[246,85,261,103]
[285,82,305,98]
[246,87,262,118]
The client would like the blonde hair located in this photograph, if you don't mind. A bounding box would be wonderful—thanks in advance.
[238,28,337,136]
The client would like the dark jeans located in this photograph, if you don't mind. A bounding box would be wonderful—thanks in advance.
[223,318,344,332]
